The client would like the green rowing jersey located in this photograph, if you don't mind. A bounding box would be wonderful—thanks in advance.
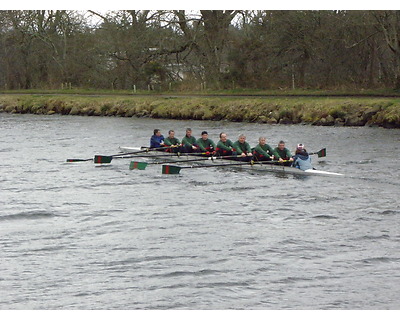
[164,137,180,146]
[216,139,234,151]
[254,144,280,159]
[182,135,197,147]
[233,140,252,154]
[196,138,216,152]
[274,147,292,160]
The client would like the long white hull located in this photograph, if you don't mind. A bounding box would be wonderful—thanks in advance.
[118,146,344,177]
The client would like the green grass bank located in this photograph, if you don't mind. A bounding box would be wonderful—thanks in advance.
[1,93,399,128]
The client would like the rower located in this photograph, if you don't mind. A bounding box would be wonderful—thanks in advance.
[274,140,294,164]
[216,132,235,156]
[150,129,165,149]
[181,128,198,153]
[253,137,280,162]
[196,131,216,155]
[292,144,313,170]
[164,130,181,153]
[232,134,253,161]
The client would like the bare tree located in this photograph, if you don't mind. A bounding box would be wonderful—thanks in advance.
[373,10,400,89]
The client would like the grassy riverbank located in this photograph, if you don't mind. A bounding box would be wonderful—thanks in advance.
[2,87,400,97]
[1,92,399,128]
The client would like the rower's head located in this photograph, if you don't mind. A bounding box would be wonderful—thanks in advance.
[185,128,192,137]
[238,134,246,143]
[154,129,161,136]
[220,132,227,142]
[278,140,286,150]
[259,136,266,145]
[168,130,175,138]
[296,143,307,154]
[201,131,208,140]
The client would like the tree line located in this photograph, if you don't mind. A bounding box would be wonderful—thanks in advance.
[1,10,400,91]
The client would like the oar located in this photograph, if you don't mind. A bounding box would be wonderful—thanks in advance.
[161,161,257,174]
[129,155,243,170]
[66,155,114,164]
[98,146,211,163]
[66,146,171,163]
[115,151,215,160]
[93,149,215,164]
[162,159,296,174]
[309,148,326,158]
[66,157,93,163]
[100,148,214,164]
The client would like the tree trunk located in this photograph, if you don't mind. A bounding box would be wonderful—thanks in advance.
[200,11,237,88]
[374,11,400,89]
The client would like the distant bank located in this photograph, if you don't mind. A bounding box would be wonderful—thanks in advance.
[0,93,399,128]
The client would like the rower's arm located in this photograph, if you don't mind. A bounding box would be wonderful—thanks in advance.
[210,139,216,149]
[217,141,231,151]
[164,137,172,146]
[233,142,243,154]
[291,156,299,167]
[245,142,252,153]
[182,137,192,147]
[268,145,281,159]
[254,145,269,157]
[196,139,207,151]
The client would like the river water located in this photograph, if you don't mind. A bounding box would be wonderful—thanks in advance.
[1,113,400,310]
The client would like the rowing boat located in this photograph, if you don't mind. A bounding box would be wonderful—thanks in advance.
[118,146,344,176]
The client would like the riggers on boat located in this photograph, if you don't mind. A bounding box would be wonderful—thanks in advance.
[119,146,344,177]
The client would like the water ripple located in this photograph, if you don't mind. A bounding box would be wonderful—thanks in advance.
[2,113,400,310]
[0,210,55,221]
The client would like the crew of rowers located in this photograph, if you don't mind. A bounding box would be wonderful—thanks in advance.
[150,128,313,170]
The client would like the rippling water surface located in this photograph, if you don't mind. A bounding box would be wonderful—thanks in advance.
[1,113,400,309]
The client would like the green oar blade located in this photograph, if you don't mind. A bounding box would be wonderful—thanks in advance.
[317,148,326,158]
[94,155,113,164]
[129,161,148,170]
[162,165,181,174]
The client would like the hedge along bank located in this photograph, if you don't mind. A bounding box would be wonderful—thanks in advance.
[0,94,399,128]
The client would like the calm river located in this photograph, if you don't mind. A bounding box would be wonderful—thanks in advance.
[1,113,400,309]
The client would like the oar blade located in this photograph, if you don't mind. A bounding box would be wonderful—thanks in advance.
[162,165,181,174]
[129,161,148,170]
[317,148,326,158]
[94,155,113,164]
